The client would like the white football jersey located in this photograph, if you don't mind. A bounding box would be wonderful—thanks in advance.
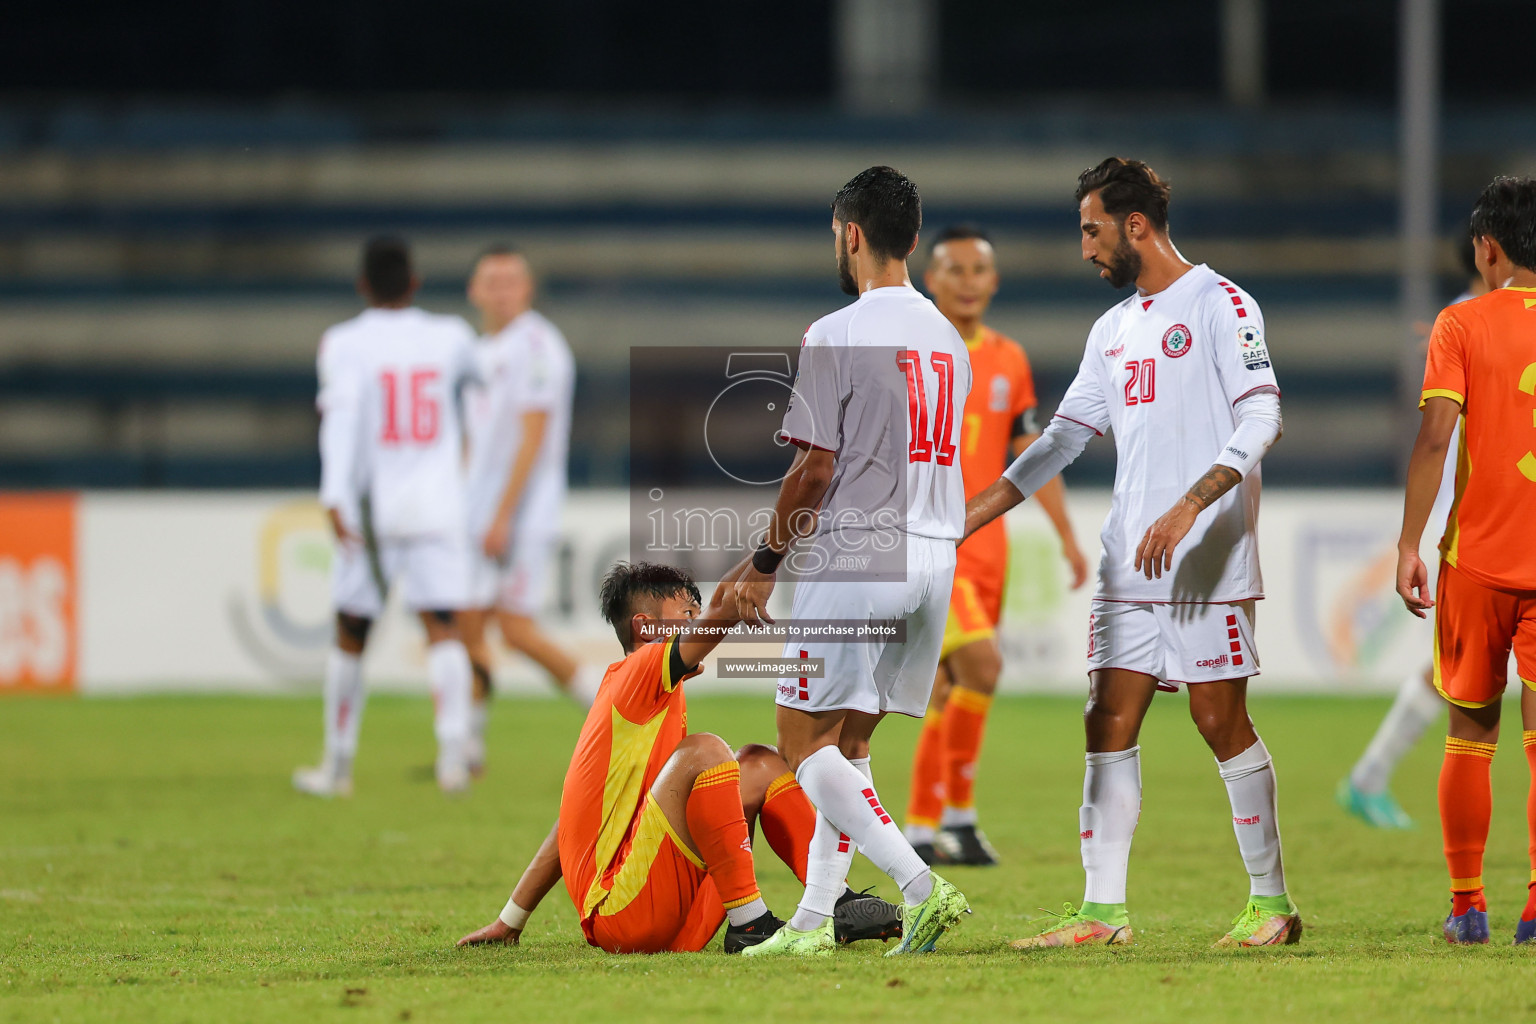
[316,307,479,541]
[1056,264,1280,602]
[779,285,971,541]
[464,309,575,541]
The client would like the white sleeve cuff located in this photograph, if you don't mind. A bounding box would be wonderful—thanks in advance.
[1001,416,1095,498]
[1212,391,1282,479]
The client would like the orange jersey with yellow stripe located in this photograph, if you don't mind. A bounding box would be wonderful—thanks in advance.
[558,636,694,929]
[1422,286,1536,590]
[959,327,1038,500]
[955,327,1038,598]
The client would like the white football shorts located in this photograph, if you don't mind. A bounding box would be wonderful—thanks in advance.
[331,532,473,618]
[775,535,956,718]
[468,528,557,616]
[1086,599,1260,688]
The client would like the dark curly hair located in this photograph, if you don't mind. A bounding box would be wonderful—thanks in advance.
[1075,157,1172,232]
[598,561,701,649]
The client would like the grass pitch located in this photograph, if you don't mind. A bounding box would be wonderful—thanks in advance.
[5,692,1536,1023]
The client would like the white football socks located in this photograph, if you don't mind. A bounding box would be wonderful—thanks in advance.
[787,754,868,931]
[1218,737,1287,898]
[1081,746,1141,906]
[941,806,979,828]
[726,897,769,927]
[323,647,366,779]
[1349,668,1442,794]
[794,747,931,909]
[427,639,473,769]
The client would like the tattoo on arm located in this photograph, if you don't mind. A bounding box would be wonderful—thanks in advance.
[1182,465,1242,511]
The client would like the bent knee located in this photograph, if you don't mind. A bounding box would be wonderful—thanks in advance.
[733,742,782,767]
[678,732,734,766]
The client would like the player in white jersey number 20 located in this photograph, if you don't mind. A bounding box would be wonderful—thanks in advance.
[966,159,1301,950]
[736,167,974,959]
[294,237,480,798]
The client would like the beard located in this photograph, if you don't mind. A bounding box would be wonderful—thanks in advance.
[1100,234,1142,290]
[836,234,858,296]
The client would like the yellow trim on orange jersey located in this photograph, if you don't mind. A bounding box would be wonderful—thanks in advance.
[1441,423,1471,569]
[595,795,705,918]
[583,704,671,917]
[1420,388,1465,408]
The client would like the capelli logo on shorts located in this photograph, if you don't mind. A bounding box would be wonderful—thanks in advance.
[1195,654,1230,669]
[777,683,797,699]
[1233,814,1261,825]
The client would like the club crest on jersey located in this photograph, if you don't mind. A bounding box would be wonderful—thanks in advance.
[1162,324,1193,358]
[989,373,1010,412]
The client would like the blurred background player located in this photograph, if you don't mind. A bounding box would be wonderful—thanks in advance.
[904,224,1089,866]
[455,561,900,954]
[734,167,972,958]
[1336,238,1489,829]
[966,158,1298,949]
[460,246,600,773]
[293,236,481,797]
[1396,176,1536,945]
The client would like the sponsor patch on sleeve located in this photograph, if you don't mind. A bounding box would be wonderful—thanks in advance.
[1237,325,1270,370]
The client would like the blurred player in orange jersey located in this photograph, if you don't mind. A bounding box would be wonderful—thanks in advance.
[456,561,901,954]
[903,225,1089,866]
[1396,176,1536,946]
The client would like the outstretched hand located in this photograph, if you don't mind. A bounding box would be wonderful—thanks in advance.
[733,565,777,626]
[1396,548,1434,619]
[1134,498,1200,580]
[457,918,521,948]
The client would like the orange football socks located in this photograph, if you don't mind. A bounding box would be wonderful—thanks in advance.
[758,770,814,884]
[943,687,993,818]
[905,713,945,831]
[685,762,763,913]
[1440,736,1496,914]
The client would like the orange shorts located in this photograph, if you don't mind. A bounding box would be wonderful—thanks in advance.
[942,575,999,659]
[953,518,1007,619]
[1432,560,1536,708]
[583,795,725,954]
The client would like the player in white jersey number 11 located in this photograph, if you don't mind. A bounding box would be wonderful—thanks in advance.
[965,158,1300,949]
[734,167,972,959]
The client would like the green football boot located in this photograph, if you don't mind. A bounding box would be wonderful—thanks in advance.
[740,918,835,958]
[1336,779,1413,829]
[1215,895,1303,948]
[885,872,971,956]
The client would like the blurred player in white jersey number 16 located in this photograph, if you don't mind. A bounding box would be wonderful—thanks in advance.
[460,247,599,775]
[293,237,480,798]
[737,167,973,959]
[966,158,1300,949]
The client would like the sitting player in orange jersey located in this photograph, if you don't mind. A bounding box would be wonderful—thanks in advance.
[457,561,901,954]
[904,225,1089,866]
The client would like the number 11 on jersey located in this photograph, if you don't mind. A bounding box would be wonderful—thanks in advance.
[897,350,957,466]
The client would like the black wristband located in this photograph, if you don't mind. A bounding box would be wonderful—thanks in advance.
[752,542,786,574]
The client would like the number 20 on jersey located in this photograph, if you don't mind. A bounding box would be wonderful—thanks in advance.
[1124,358,1156,406]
